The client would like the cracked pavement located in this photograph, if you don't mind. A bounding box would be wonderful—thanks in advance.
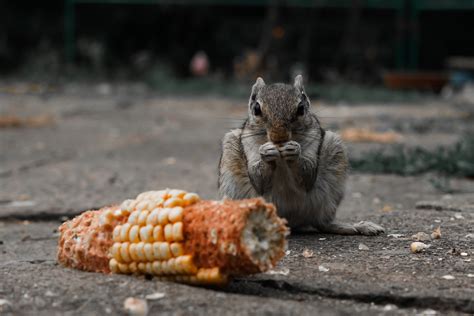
[0,84,473,315]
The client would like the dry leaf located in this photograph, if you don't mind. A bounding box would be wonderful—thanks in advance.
[431,227,441,239]
[341,128,402,143]
[0,114,55,129]
[411,232,431,242]
[381,205,393,212]
[302,248,314,258]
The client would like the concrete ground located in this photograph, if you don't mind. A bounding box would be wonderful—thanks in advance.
[0,83,473,315]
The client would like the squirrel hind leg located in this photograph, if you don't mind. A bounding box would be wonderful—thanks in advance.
[316,221,385,236]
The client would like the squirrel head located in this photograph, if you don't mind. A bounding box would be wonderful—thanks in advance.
[247,75,311,144]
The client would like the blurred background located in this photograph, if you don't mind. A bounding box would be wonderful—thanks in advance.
[1,1,474,95]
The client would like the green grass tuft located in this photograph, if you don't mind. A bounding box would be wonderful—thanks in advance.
[350,134,474,177]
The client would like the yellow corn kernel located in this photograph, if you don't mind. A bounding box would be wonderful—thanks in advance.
[164,224,173,241]
[137,191,153,200]
[146,200,157,211]
[128,225,140,243]
[160,189,170,199]
[135,242,146,261]
[111,242,122,262]
[136,200,148,212]
[120,242,131,263]
[120,223,132,242]
[120,199,134,212]
[157,208,170,225]
[168,207,183,223]
[138,262,146,274]
[128,210,140,225]
[167,258,177,274]
[144,243,154,261]
[137,210,149,226]
[169,189,186,198]
[158,260,167,274]
[172,222,184,241]
[129,262,138,274]
[146,209,160,226]
[109,258,119,273]
[160,242,172,260]
[145,262,153,275]
[129,199,139,210]
[183,193,200,206]
[99,210,114,226]
[152,242,161,260]
[118,262,130,274]
[139,225,154,242]
[129,243,139,261]
[164,197,183,208]
[170,242,184,257]
[178,255,198,274]
[153,226,164,241]
[113,225,122,242]
[196,267,224,284]
[113,209,126,218]
[152,261,162,274]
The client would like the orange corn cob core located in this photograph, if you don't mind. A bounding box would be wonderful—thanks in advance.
[57,189,288,285]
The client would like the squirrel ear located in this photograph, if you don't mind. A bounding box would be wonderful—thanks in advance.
[294,75,304,92]
[250,77,265,100]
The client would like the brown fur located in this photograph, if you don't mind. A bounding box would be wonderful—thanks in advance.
[218,76,384,235]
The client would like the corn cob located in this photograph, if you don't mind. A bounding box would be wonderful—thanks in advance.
[57,189,288,285]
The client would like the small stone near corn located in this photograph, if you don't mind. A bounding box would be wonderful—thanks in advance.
[410,242,429,253]
[123,297,148,316]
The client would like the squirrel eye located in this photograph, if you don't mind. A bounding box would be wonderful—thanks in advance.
[253,102,262,116]
[296,102,305,116]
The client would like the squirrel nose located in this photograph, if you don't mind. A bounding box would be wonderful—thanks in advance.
[268,129,291,144]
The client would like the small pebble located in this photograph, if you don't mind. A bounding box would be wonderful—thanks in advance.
[387,234,404,238]
[0,299,12,312]
[318,265,329,272]
[441,275,455,280]
[382,304,397,311]
[410,242,429,253]
[460,252,468,257]
[123,297,148,316]
[358,243,369,251]
[265,268,290,276]
[454,213,464,219]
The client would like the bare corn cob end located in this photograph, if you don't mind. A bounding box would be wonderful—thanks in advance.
[57,189,288,285]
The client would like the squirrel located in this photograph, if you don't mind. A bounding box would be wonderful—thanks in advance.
[218,75,385,235]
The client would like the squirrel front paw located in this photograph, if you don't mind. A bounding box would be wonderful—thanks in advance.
[278,141,301,161]
[259,142,280,163]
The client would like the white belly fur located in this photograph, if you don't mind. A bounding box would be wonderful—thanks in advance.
[264,162,308,228]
